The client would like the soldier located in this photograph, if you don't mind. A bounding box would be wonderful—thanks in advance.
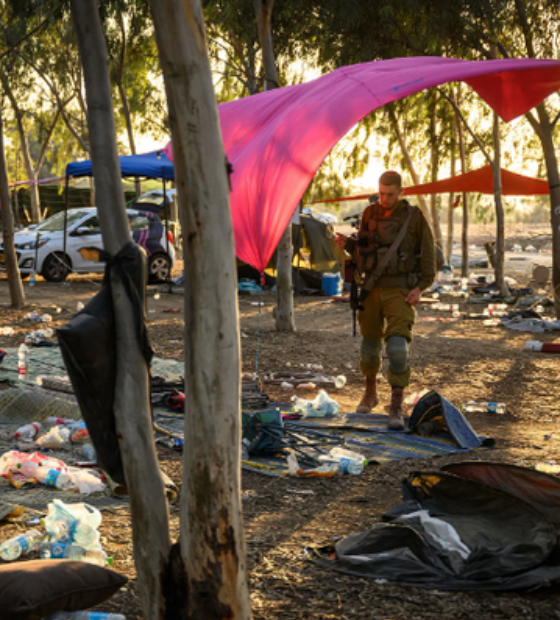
[335,171,436,430]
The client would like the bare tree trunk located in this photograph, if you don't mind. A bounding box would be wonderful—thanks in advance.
[526,102,560,317]
[446,125,456,263]
[428,95,444,249]
[254,0,277,91]
[492,113,508,297]
[3,82,41,223]
[70,4,171,620]
[150,1,251,619]
[0,106,25,307]
[455,84,469,278]
[387,105,430,220]
[254,0,294,331]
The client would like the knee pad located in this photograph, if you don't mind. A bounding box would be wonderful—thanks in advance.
[360,338,381,367]
[386,335,408,375]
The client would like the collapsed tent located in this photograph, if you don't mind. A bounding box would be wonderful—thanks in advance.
[312,465,560,590]
[166,56,560,272]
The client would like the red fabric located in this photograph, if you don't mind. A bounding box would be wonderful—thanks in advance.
[402,165,549,197]
[165,57,560,271]
[308,166,550,205]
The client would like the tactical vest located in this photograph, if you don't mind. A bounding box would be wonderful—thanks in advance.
[355,200,421,288]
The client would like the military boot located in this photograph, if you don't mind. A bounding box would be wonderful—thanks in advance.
[388,387,405,431]
[356,375,378,413]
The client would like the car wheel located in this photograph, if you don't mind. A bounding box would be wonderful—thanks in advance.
[148,253,171,282]
[42,252,70,283]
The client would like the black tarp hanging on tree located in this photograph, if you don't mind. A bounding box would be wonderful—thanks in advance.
[57,242,153,485]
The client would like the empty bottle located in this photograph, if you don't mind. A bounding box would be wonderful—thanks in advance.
[463,401,506,414]
[29,271,36,286]
[40,541,108,567]
[329,446,368,465]
[14,422,42,440]
[44,612,126,620]
[80,444,97,462]
[21,462,74,490]
[334,375,347,389]
[0,529,44,561]
[18,342,29,379]
[337,457,364,475]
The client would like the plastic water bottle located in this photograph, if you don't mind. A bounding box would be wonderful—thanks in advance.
[29,271,36,286]
[40,541,108,567]
[81,444,97,462]
[462,401,506,414]
[329,446,368,465]
[334,375,347,389]
[0,529,44,561]
[337,457,364,475]
[14,422,42,440]
[18,342,29,380]
[44,612,126,620]
[21,462,74,490]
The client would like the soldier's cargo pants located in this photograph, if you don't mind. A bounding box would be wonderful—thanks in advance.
[357,287,415,388]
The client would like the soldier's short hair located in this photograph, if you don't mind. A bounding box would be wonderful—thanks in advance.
[379,170,402,189]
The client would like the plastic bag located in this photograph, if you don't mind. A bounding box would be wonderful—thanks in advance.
[44,499,103,550]
[36,426,71,450]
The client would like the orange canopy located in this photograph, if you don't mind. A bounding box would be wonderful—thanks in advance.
[308,165,550,205]
[402,165,549,197]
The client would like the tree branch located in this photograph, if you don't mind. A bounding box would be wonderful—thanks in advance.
[438,86,493,166]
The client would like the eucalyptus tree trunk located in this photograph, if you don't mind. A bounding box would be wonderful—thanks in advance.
[446,127,456,263]
[254,0,294,331]
[387,105,430,220]
[0,106,25,308]
[70,4,171,619]
[3,82,41,223]
[492,113,508,297]
[527,102,560,317]
[150,1,251,618]
[428,93,444,250]
[455,84,469,278]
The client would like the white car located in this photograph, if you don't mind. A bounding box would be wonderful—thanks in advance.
[0,207,176,282]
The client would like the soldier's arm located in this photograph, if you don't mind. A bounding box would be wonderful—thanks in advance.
[417,211,437,291]
[344,205,370,256]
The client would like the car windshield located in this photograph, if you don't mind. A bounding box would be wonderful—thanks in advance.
[135,194,163,205]
[35,210,90,232]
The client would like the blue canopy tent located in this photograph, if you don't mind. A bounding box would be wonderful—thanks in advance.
[65,150,174,180]
[62,149,175,280]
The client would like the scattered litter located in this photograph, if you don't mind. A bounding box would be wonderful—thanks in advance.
[0,327,15,335]
[0,529,43,561]
[76,302,85,311]
[286,488,315,495]
[163,307,180,313]
[524,340,560,353]
[462,401,506,414]
[36,426,71,449]
[280,382,294,390]
[296,382,317,390]
[291,390,340,417]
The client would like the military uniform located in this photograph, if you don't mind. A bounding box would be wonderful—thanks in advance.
[346,199,436,388]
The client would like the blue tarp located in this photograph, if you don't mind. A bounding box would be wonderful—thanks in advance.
[65,150,174,180]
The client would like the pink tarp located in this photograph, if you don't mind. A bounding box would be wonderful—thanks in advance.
[166,57,560,271]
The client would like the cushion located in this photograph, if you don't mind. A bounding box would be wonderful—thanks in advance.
[0,559,128,620]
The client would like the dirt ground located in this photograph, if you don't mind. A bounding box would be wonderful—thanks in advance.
[1,223,559,619]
